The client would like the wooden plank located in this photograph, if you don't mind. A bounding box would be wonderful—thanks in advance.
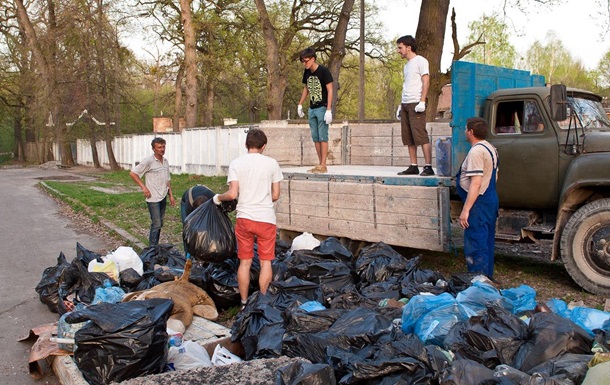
[328,207,375,222]
[329,193,373,210]
[289,180,328,192]
[329,182,372,195]
[350,136,393,147]
[375,184,441,200]
[291,204,329,217]
[375,212,441,230]
[291,191,328,205]
[52,356,89,385]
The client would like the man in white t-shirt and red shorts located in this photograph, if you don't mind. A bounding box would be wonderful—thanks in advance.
[214,129,284,309]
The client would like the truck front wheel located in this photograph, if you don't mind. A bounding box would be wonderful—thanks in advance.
[560,198,610,296]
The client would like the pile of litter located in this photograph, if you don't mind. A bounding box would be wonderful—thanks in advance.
[33,236,610,384]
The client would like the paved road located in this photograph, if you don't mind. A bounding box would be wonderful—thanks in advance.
[0,166,112,385]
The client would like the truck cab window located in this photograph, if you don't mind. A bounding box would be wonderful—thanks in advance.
[523,101,544,133]
[494,101,523,134]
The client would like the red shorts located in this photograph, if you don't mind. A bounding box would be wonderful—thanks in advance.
[235,218,276,261]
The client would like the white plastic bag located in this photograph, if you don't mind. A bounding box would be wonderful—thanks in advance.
[210,344,242,366]
[290,232,320,252]
[168,340,212,370]
[105,246,144,276]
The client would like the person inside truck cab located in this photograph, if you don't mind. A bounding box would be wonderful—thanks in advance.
[456,117,499,279]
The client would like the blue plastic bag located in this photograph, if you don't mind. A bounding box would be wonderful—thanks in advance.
[92,279,125,304]
[456,281,509,316]
[299,301,326,312]
[568,307,610,337]
[501,284,537,314]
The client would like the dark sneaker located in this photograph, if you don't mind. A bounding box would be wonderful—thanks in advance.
[398,165,419,175]
[420,165,435,176]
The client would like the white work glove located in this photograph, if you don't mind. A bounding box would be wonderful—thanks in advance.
[396,105,401,120]
[212,194,221,205]
[297,105,304,118]
[415,101,426,113]
[324,110,332,124]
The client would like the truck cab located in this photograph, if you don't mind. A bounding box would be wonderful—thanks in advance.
[451,61,610,295]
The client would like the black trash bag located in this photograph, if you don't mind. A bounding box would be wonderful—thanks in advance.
[327,332,435,385]
[525,353,592,385]
[154,266,186,282]
[283,308,393,364]
[276,360,337,385]
[133,271,161,292]
[268,277,324,309]
[118,268,142,292]
[439,358,496,385]
[208,258,241,309]
[76,242,104,267]
[230,293,285,360]
[592,329,610,352]
[35,252,71,313]
[447,272,484,295]
[444,305,528,368]
[183,199,236,263]
[400,255,445,287]
[355,242,410,284]
[512,311,593,373]
[314,237,354,265]
[288,261,354,291]
[401,280,449,299]
[57,259,117,315]
[328,287,378,310]
[285,307,347,334]
[359,281,401,302]
[188,261,212,290]
[220,198,238,213]
[68,299,173,385]
[139,244,186,272]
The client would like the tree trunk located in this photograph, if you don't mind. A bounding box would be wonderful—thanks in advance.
[180,0,198,127]
[13,115,26,162]
[89,121,101,168]
[253,0,285,120]
[415,0,450,122]
[328,0,356,115]
[173,63,184,131]
[94,0,120,170]
[202,80,215,126]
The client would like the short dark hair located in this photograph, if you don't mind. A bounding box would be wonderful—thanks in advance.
[396,35,417,53]
[299,47,316,62]
[192,195,207,209]
[466,117,488,140]
[245,128,267,150]
[151,137,166,147]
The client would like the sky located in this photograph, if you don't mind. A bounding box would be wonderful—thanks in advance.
[378,0,610,70]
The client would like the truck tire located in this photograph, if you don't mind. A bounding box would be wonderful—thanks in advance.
[560,198,610,296]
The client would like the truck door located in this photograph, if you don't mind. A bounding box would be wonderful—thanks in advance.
[489,98,559,209]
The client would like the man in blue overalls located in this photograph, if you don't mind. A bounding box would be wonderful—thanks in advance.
[456,117,499,278]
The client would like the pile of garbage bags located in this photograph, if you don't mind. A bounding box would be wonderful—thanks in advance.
[231,238,610,385]
[35,236,610,385]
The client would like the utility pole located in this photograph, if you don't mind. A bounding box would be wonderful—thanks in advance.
[358,0,365,120]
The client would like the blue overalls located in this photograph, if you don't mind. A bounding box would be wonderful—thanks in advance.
[456,143,499,278]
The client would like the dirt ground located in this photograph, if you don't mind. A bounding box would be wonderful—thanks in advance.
[45,163,609,311]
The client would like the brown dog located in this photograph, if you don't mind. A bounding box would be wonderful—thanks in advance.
[122,259,218,333]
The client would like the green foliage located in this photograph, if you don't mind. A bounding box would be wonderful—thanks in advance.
[464,13,518,68]
[525,31,597,90]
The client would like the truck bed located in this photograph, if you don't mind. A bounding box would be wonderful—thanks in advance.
[276,165,453,252]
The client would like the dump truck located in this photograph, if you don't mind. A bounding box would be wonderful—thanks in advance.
[448,61,610,295]
[277,60,610,296]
